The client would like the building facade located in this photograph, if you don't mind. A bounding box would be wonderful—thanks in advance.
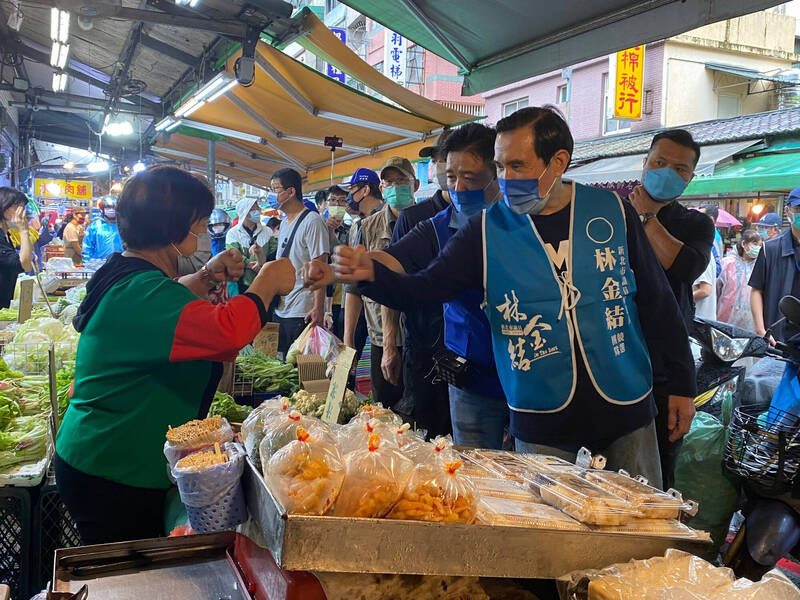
[483,10,800,140]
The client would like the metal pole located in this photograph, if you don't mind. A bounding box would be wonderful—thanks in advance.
[207,140,216,188]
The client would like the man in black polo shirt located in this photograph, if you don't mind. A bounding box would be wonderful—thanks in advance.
[385,130,453,437]
[750,187,800,342]
[629,128,715,489]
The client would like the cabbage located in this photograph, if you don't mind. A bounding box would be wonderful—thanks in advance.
[0,415,47,471]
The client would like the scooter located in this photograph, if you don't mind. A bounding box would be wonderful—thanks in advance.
[722,296,800,580]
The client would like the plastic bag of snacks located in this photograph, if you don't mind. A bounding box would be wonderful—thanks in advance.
[266,425,345,515]
[388,459,479,523]
[164,415,234,469]
[349,403,402,426]
[242,397,290,464]
[259,410,332,472]
[331,433,414,518]
[393,423,426,449]
[338,417,397,456]
[403,434,457,465]
[172,442,246,533]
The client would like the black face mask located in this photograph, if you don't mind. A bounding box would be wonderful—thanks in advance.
[347,187,362,213]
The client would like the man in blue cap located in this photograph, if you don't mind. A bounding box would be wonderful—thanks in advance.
[756,212,782,242]
[750,188,800,342]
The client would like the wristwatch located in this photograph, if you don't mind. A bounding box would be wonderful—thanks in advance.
[640,212,657,226]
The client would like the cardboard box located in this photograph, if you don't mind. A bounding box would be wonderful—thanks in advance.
[297,354,327,385]
[302,379,330,397]
[253,322,280,357]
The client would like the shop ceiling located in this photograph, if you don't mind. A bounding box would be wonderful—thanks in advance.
[0,0,790,171]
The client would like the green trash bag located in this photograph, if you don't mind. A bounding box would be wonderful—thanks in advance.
[674,409,740,561]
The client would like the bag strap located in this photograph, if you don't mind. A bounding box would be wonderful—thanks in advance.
[280,209,311,259]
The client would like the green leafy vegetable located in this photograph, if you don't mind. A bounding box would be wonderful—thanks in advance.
[208,391,252,422]
[235,352,299,395]
[0,415,47,471]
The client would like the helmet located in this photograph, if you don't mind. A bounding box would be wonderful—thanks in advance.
[99,195,117,210]
[207,208,231,237]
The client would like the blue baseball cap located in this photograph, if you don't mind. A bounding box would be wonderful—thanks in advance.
[757,212,782,227]
[787,187,800,206]
[347,168,379,187]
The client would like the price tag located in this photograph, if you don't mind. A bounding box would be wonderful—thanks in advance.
[321,346,356,424]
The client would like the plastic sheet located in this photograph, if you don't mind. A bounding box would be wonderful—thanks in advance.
[241,397,289,465]
[556,549,800,600]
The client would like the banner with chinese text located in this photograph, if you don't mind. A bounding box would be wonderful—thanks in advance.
[384,29,407,86]
[34,179,93,201]
[327,27,347,83]
[613,46,645,120]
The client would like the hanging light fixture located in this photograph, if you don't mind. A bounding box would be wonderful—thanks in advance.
[132,161,146,173]
[63,160,75,170]
[51,71,68,92]
[103,119,134,136]
[50,8,70,89]
[87,157,109,173]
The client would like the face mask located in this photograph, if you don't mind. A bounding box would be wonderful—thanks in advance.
[210,224,227,236]
[756,227,769,241]
[383,184,414,210]
[266,192,280,210]
[793,212,800,230]
[642,167,689,202]
[249,210,261,222]
[347,187,363,213]
[103,208,116,221]
[328,206,346,219]
[746,245,761,259]
[449,186,490,218]
[499,164,554,215]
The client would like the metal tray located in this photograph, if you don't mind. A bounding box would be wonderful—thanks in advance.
[243,459,710,579]
[50,532,251,600]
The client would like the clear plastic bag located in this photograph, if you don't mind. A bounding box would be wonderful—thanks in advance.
[388,459,479,523]
[393,423,426,449]
[259,410,332,472]
[241,397,290,466]
[331,433,414,518]
[403,434,457,465]
[338,417,397,456]
[164,415,234,468]
[266,425,345,515]
[285,323,313,365]
[349,403,403,426]
[305,325,341,365]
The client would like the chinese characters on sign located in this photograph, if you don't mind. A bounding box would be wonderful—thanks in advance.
[496,290,556,372]
[613,46,644,120]
[596,243,629,356]
[384,29,407,86]
[326,27,347,83]
[34,179,93,201]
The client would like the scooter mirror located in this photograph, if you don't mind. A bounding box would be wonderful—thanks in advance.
[779,295,800,327]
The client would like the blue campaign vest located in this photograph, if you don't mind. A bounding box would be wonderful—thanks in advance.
[483,182,652,413]
[431,206,495,370]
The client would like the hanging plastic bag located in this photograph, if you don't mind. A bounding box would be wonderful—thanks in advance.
[331,433,414,518]
[338,417,397,456]
[164,415,234,469]
[349,403,402,426]
[241,397,290,466]
[266,425,345,515]
[259,409,333,472]
[305,325,341,365]
[172,442,247,534]
[388,459,479,523]
[285,323,314,365]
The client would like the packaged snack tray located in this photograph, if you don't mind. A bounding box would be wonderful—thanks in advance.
[583,470,690,519]
[457,453,495,478]
[478,496,588,531]
[591,518,710,540]
[470,476,538,502]
[531,471,639,526]
[468,449,533,483]
[522,454,583,475]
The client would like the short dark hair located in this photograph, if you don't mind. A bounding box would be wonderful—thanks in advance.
[701,203,719,221]
[314,190,328,205]
[737,229,761,257]
[441,122,496,165]
[496,105,574,168]
[0,187,28,215]
[118,165,214,250]
[328,185,347,197]
[353,181,383,200]
[649,129,701,167]
[266,217,281,229]
[272,168,302,201]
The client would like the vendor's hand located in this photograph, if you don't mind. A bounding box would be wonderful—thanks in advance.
[303,259,335,291]
[334,245,375,283]
[207,248,245,282]
[256,258,295,296]
[326,215,343,231]
[668,395,696,442]
[381,345,402,386]
[305,304,324,328]
[630,184,665,218]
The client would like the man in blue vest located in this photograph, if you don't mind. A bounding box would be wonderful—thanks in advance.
[308,107,696,484]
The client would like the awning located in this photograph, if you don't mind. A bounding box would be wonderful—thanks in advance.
[339,0,784,95]
[685,152,800,195]
[706,62,798,85]
[566,140,757,186]
[152,13,473,181]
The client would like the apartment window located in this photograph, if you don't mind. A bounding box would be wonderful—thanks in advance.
[502,97,528,117]
[373,61,383,74]
[602,73,631,135]
[717,93,740,119]
[369,19,384,33]
[406,44,424,86]
[325,0,339,13]
[557,84,568,104]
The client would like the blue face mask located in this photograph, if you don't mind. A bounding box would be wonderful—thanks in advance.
[642,167,689,202]
[449,186,490,217]
[756,227,769,241]
[249,210,261,222]
[499,165,553,215]
[266,192,280,210]
[793,212,800,230]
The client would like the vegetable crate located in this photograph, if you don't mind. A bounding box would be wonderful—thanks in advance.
[231,364,254,402]
[0,486,32,600]
[31,482,80,593]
